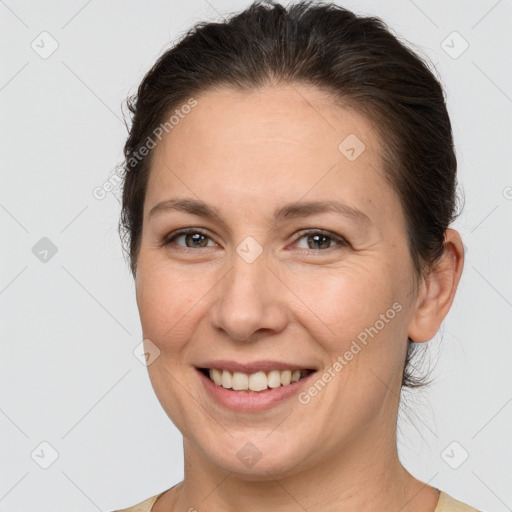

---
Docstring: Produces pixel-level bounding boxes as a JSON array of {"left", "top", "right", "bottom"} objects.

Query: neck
[{"left": 166, "top": 422, "right": 438, "bottom": 512}]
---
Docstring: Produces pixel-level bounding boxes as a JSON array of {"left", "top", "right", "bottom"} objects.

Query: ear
[{"left": 408, "top": 228, "right": 465, "bottom": 343}]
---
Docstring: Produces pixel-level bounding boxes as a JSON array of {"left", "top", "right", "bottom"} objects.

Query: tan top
[{"left": 113, "top": 488, "right": 481, "bottom": 511}]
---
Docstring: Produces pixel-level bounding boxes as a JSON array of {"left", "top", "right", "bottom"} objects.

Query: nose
[{"left": 209, "top": 246, "right": 288, "bottom": 342}]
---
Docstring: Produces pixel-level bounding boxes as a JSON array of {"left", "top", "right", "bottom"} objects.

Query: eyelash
[{"left": 162, "top": 228, "right": 349, "bottom": 254}]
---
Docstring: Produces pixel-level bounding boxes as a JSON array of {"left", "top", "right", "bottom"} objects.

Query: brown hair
[{"left": 118, "top": 0, "right": 462, "bottom": 388}]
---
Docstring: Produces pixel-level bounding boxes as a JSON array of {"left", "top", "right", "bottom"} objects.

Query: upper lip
[{"left": 196, "top": 360, "right": 317, "bottom": 374}]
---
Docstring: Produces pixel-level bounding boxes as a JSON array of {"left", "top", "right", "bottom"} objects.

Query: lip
[
  {"left": 195, "top": 365, "right": 317, "bottom": 412},
  {"left": 196, "top": 360, "right": 317, "bottom": 374}
]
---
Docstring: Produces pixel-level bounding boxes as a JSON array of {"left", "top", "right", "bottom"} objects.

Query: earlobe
[{"left": 407, "top": 229, "right": 465, "bottom": 343}]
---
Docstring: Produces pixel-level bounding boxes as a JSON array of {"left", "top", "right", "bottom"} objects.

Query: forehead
[
  {"left": 145, "top": 84, "right": 398, "bottom": 225},
  {"left": 155, "top": 83, "right": 381, "bottom": 161}
]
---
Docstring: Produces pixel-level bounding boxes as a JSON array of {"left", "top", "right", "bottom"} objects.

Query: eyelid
[
  {"left": 163, "top": 227, "right": 218, "bottom": 247},
  {"left": 292, "top": 228, "right": 347, "bottom": 243},
  {"left": 163, "top": 227, "right": 348, "bottom": 251},
  {"left": 290, "top": 228, "right": 349, "bottom": 251}
]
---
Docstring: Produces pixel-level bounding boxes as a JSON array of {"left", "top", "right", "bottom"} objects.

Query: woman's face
[{"left": 135, "top": 84, "right": 420, "bottom": 478}]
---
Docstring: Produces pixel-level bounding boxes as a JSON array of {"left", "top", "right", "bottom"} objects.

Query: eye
[
  {"left": 164, "top": 228, "right": 217, "bottom": 249},
  {"left": 293, "top": 229, "right": 348, "bottom": 251},
  {"left": 162, "top": 228, "right": 348, "bottom": 252}
]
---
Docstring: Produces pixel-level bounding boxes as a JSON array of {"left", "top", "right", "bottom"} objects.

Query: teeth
[
  {"left": 207, "top": 368, "right": 309, "bottom": 392},
  {"left": 211, "top": 368, "right": 222, "bottom": 386},
  {"left": 232, "top": 371, "right": 249, "bottom": 390},
  {"left": 267, "top": 370, "right": 281, "bottom": 388},
  {"left": 281, "top": 370, "right": 291, "bottom": 385},
  {"left": 249, "top": 371, "right": 268, "bottom": 392},
  {"left": 220, "top": 370, "right": 232, "bottom": 389}
]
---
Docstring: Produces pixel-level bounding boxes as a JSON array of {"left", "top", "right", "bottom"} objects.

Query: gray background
[{"left": 0, "top": 1, "right": 511, "bottom": 511}]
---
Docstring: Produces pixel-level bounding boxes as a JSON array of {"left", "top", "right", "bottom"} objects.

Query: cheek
[
  {"left": 136, "top": 266, "right": 206, "bottom": 428},
  {"left": 290, "top": 260, "right": 409, "bottom": 402},
  {"left": 292, "top": 261, "right": 402, "bottom": 341},
  {"left": 136, "top": 264, "right": 202, "bottom": 345}
]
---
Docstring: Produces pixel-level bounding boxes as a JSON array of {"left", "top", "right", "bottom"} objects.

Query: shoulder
[
  {"left": 110, "top": 490, "right": 166, "bottom": 512},
  {"left": 436, "top": 491, "right": 482, "bottom": 512},
  {"left": 111, "top": 488, "right": 481, "bottom": 512}
]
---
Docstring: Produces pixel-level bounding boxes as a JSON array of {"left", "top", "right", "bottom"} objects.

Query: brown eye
[
  {"left": 294, "top": 230, "right": 348, "bottom": 251},
  {"left": 306, "top": 233, "right": 332, "bottom": 250},
  {"left": 165, "top": 229, "right": 217, "bottom": 249}
]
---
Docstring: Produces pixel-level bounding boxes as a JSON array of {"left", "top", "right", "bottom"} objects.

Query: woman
[{"left": 114, "top": 1, "right": 479, "bottom": 510}]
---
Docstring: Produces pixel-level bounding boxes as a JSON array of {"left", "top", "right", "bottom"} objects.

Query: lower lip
[{"left": 196, "top": 369, "right": 316, "bottom": 412}]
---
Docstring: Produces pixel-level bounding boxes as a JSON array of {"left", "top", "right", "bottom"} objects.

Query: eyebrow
[{"left": 148, "top": 197, "right": 371, "bottom": 226}]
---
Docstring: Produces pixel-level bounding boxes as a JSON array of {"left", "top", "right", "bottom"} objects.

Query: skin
[{"left": 134, "top": 83, "right": 464, "bottom": 512}]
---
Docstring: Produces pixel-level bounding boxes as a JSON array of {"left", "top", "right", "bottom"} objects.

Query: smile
[
  {"left": 199, "top": 368, "right": 314, "bottom": 392},
  {"left": 195, "top": 363, "right": 318, "bottom": 412}
]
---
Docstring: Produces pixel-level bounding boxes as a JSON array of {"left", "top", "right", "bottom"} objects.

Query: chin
[{"left": 197, "top": 433, "right": 315, "bottom": 480}]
